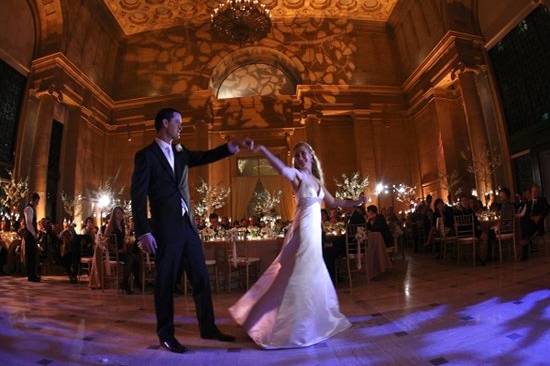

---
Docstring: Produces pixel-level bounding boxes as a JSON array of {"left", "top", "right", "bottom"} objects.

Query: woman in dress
[
  {"left": 229, "top": 141, "right": 364, "bottom": 349},
  {"left": 104, "top": 206, "right": 140, "bottom": 293}
]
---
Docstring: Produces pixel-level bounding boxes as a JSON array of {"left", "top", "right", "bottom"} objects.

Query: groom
[{"left": 131, "top": 108, "right": 249, "bottom": 353}]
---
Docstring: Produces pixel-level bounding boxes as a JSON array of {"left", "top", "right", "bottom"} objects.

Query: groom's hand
[
  {"left": 138, "top": 233, "right": 157, "bottom": 254},
  {"left": 227, "top": 139, "right": 240, "bottom": 154}
]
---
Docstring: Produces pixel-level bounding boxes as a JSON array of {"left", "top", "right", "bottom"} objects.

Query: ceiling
[{"left": 103, "top": 0, "right": 398, "bottom": 36}]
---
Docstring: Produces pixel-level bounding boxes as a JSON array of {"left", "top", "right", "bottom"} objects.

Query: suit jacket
[
  {"left": 367, "top": 214, "right": 393, "bottom": 247},
  {"left": 527, "top": 196, "right": 549, "bottom": 233},
  {"left": 131, "top": 142, "right": 233, "bottom": 240}
]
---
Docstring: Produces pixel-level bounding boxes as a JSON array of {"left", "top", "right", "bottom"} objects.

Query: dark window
[
  {"left": 0, "top": 59, "right": 26, "bottom": 178},
  {"left": 489, "top": 6, "right": 550, "bottom": 137},
  {"left": 513, "top": 154, "right": 534, "bottom": 193},
  {"left": 46, "top": 121, "right": 63, "bottom": 222}
]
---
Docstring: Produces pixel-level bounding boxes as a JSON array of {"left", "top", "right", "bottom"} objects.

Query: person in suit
[
  {"left": 520, "top": 184, "right": 549, "bottom": 260},
  {"left": 23, "top": 193, "right": 40, "bottom": 282},
  {"left": 131, "top": 107, "right": 251, "bottom": 353},
  {"left": 366, "top": 205, "right": 393, "bottom": 247}
]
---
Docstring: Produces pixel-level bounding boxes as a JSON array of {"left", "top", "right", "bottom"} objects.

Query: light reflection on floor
[{"left": 1, "top": 252, "right": 549, "bottom": 366}]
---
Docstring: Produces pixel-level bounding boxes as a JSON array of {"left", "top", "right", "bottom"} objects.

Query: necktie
[{"left": 165, "top": 146, "right": 174, "bottom": 172}]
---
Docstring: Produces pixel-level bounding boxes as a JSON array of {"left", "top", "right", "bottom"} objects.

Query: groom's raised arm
[
  {"left": 185, "top": 143, "right": 235, "bottom": 168},
  {"left": 131, "top": 149, "right": 152, "bottom": 237}
]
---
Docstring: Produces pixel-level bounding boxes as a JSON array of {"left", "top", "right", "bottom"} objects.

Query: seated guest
[
  {"left": 348, "top": 205, "right": 366, "bottom": 225},
  {"left": 497, "top": 188, "right": 516, "bottom": 220},
  {"left": 37, "top": 217, "right": 60, "bottom": 273},
  {"left": 220, "top": 216, "right": 231, "bottom": 229},
  {"left": 104, "top": 206, "right": 140, "bottom": 293},
  {"left": 455, "top": 195, "right": 484, "bottom": 236},
  {"left": 366, "top": 205, "right": 393, "bottom": 247},
  {"left": 434, "top": 198, "right": 455, "bottom": 233},
  {"left": 59, "top": 221, "right": 77, "bottom": 282},
  {"left": 69, "top": 217, "right": 96, "bottom": 283},
  {"left": 425, "top": 198, "right": 455, "bottom": 249},
  {"left": 519, "top": 184, "right": 549, "bottom": 260},
  {"left": 209, "top": 213, "right": 220, "bottom": 230},
  {"left": 321, "top": 209, "right": 346, "bottom": 283}
]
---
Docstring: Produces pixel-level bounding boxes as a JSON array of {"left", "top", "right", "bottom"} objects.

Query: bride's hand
[{"left": 241, "top": 137, "right": 255, "bottom": 150}]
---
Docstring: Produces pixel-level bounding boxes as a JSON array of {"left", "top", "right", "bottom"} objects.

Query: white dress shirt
[
  {"left": 24, "top": 205, "right": 37, "bottom": 238},
  {"left": 155, "top": 138, "right": 188, "bottom": 217}
]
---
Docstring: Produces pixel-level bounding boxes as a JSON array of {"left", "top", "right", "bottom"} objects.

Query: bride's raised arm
[
  {"left": 323, "top": 186, "right": 364, "bottom": 209},
  {"left": 255, "top": 145, "right": 300, "bottom": 186}
]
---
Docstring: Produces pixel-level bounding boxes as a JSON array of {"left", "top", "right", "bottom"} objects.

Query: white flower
[{"left": 175, "top": 143, "right": 183, "bottom": 152}]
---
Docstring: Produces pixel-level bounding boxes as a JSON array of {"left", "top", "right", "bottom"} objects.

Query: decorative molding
[
  {"left": 102, "top": 0, "right": 398, "bottom": 35},
  {"left": 0, "top": 47, "right": 30, "bottom": 76}
]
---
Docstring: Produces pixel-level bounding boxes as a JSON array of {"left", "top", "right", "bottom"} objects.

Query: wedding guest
[
  {"left": 348, "top": 205, "right": 366, "bottom": 225},
  {"left": 220, "top": 216, "right": 231, "bottom": 229},
  {"left": 23, "top": 193, "right": 40, "bottom": 282},
  {"left": 425, "top": 198, "right": 455, "bottom": 249},
  {"left": 519, "top": 184, "right": 549, "bottom": 260},
  {"left": 497, "top": 188, "right": 516, "bottom": 220},
  {"left": 366, "top": 205, "right": 393, "bottom": 247},
  {"left": 88, "top": 215, "right": 108, "bottom": 289},
  {"left": 37, "top": 217, "right": 60, "bottom": 274},
  {"left": 59, "top": 221, "right": 77, "bottom": 282},
  {"left": 322, "top": 209, "right": 345, "bottom": 283},
  {"left": 104, "top": 206, "right": 140, "bottom": 293}
]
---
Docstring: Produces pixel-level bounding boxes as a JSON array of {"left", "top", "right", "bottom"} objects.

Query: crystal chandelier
[{"left": 211, "top": 0, "right": 272, "bottom": 44}]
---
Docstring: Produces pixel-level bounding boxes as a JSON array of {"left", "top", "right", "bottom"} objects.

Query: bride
[{"left": 229, "top": 141, "right": 364, "bottom": 349}]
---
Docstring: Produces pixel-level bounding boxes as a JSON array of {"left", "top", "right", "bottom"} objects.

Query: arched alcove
[
  {"left": 209, "top": 46, "right": 304, "bottom": 98},
  {"left": 217, "top": 63, "right": 297, "bottom": 99}
]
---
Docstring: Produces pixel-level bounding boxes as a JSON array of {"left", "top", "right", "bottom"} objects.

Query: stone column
[
  {"left": 29, "top": 93, "right": 56, "bottom": 219},
  {"left": 352, "top": 115, "right": 378, "bottom": 200},
  {"left": 455, "top": 69, "right": 492, "bottom": 198},
  {"left": 304, "top": 114, "right": 322, "bottom": 158},
  {"left": 70, "top": 106, "right": 92, "bottom": 225}
]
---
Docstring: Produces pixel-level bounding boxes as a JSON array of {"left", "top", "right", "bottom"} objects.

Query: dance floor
[{"left": 1, "top": 249, "right": 550, "bottom": 366}]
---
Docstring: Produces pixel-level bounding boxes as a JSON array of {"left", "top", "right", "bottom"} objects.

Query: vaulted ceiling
[{"left": 103, "top": 0, "right": 398, "bottom": 35}]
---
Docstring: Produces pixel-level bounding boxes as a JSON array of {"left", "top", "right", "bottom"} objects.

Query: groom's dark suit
[{"left": 131, "top": 141, "right": 233, "bottom": 341}]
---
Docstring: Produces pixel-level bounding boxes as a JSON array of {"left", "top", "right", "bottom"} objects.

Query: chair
[
  {"left": 183, "top": 257, "right": 220, "bottom": 296},
  {"left": 434, "top": 218, "right": 456, "bottom": 261},
  {"left": 77, "top": 235, "right": 94, "bottom": 281},
  {"left": 339, "top": 223, "right": 368, "bottom": 289},
  {"left": 103, "top": 234, "right": 124, "bottom": 290},
  {"left": 223, "top": 238, "right": 260, "bottom": 291},
  {"left": 141, "top": 251, "right": 156, "bottom": 294},
  {"left": 495, "top": 217, "right": 516, "bottom": 263},
  {"left": 454, "top": 214, "right": 479, "bottom": 266}
]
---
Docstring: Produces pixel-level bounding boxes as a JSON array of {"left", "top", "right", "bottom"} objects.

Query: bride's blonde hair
[{"left": 292, "top": 142, "right": 325, "bottom": 185}]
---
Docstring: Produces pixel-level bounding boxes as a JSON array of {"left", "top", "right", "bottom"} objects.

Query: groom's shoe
[
  {"left": 201, "top": 330, "right": 236, "bottom": 342},
  {"left": 160, "top": 338, "right": 188, "bottom": 353}
]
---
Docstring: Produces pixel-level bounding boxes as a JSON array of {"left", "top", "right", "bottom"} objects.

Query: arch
[
  {"left": 0, "top": 0, "right": 38, "bottom": 72},
  {"left": 33, "top": 0, "right": 64, "bottom": 55},
  {"left": 209, "top": 46, "right": 304, "bottom": 95}
]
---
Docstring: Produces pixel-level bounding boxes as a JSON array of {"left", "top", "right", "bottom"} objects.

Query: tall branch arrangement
[
  {"left": 393, "top": 184, "right": 417, "bottom": 205},
  {"left": 439, "top": 170, "right": 464, "bottom": 201},
  {"left": 253, "top": 189, "right": 282, "bottom": 217},
  {"left": 193, "top": 179, "right": 231, "bottom": 220},
  {"left": 334, "top": 172, "right": 369, "bottom": 200},
  {"left": 60, "top": 192, "right": 84, "bottom": 220},
  {"left": 0, "top": 170, "right": 30, "bottom": 221},
  {"left": 461, "top": 147, "right": 502, "bottom": 199}
]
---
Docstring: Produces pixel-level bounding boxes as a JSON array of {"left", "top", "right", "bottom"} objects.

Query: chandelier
[{"left": 211, "top": 0, "right": 272, "bottom": 44}]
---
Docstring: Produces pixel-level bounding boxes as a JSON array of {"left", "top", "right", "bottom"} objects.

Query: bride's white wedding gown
[{"left": 229, "top": 171, "right": 351, "bottom": 349}]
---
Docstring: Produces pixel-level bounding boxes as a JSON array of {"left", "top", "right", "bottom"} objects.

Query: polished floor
[{"left": 1, "top": 247, "right": 550, "bottom": 366}]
